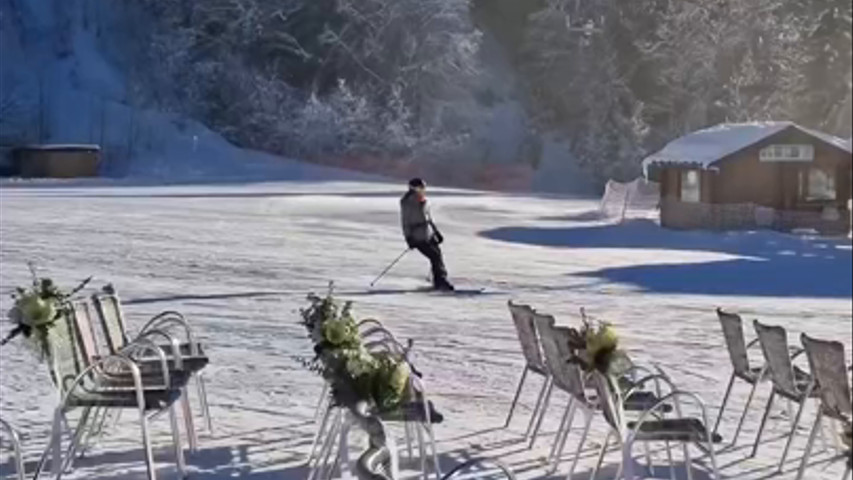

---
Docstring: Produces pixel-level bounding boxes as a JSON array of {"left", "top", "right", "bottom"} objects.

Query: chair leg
[
  {"left": 2, "top": 419, "right": 25, "bottom": 480},
  {"left": 843, "top": 461, "right": 851, "bottom": 480},
  {"left": 529, "top": 380, "right": 555, "bottom": 449},
  {"left": 338, "top": 413, "right": 353, "bottom": 480},
  {"left": 196, "top": 372, "right": 213, "bottom": 433},
  {"left": 416, "top": 423, "right": 427, "bottom": 480},
  {"left": 751, "top": 390, "right": 775, "bottom": 458},
  {"left": 76, "top": 406, "right": 106, "bottom": 459},
  {"left": 139, "top": 409, "right": 157, "bottom": 480},
  {"left": 308, "top": 405, "right": 333, "bottom": 466},
  {"left": 60, "top": 407, "right": 93, "bottom": 474},
  {"left": 795, "top": 410, "right": 822, "bottom": 480},
  {"left": 779, "top": 398, "right": 809, "bottom": 471},
  {"left": 590, "top": 429, "right": 613, "bottom": 480},
  {"left": 181, "top": 387, "right": 198, "bottom": 453},
  {"left": 706, "top": 428, "right": 721, "bottom": 480},
  {"left": 684, "top": 441, "right": 694, "bottom": 480},
  {"left": 731, "top": 378, "right": 759, "bottom": 447},
  {"left": 314, "top": 382, "right": 329, "bottom": 424},
  {"left": 310, "top": 411, "right": 341, "bottom": 480},
  {"left": 505, "top": 368, "right": 529, "bottom": 428},
  {"left": 666, "top": 441, "right": 675, "bottom": 480},
  {"left": 567, "top": 409, "right": 593, "bottom": 480},
  {"left": 320, "top": 415, "right": 343, "bottom": 480},
  {"left": 404, "top": 421, "right": 414, "bottom": 462},
  {"left": 548, "top": 399, "right": 576, "bottom": 468},
  {"left": 425, "top": 423, "right": 442, "bottom": 480},
  {"left": 525, "top": 376, "right": 550, "bottom": 438},
  {"left": 644, "top": 441, "right": 654, "bottom": 477},
  {"left": 713, "top": 373, "right": 736, "bottom": 435},
  {"left": 169, "top": 403, "right": 187, "bottom": 479}
]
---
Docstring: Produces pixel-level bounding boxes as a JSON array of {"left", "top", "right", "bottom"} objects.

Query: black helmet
[{"left": 408, "top": 178, "right": 426, "bottom": 189}]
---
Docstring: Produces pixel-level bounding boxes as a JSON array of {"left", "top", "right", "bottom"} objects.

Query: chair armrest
[
  {"left": 625, "top": 390, "right": 714, "bottom": 444},
  {"left": 61, "top": 354, "right": 145, "bottom": 404},
  {"left": 140, "top": 312, "right": 200, "bottom": 356},
  {"left": 134, "top": 328, "right": 184, "bottom": 370},
  {"left": 623, "top": 373, "right": 678, "bottom": 401},
  {"left": 357, "top": 318, "right": 384, "bottom": 331},
  {"left": 117, "top": 336, "right": 171, "bottom": 387}
]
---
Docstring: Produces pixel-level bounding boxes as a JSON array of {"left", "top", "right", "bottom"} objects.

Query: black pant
[{"left": 414, "top": 240, "right": 448, "bottom": 286}]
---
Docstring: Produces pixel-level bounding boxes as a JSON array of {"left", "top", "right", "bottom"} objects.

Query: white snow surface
[
  {"left": 642, "top": 122, "right": 853, "bottom": 172},
  {"left": 1, "top": 177, "right": 851, "bottom": 479}
]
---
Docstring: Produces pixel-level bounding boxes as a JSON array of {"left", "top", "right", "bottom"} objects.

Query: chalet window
[
  {"left": 760, "top": 144, "right": 815, "bottom": 162},
  {"left": 681, "top": 170, "right": 701, "bottom": 203},
  {"left": 798, "top": 168, "right": 836, "bottom": 202}
]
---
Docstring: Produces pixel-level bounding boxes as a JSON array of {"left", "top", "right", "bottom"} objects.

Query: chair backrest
[
  {"left": 801, "top": 333, "right": 852, "bottom": 421},
  {"left": 508, "top": 301, "right": 545, "bottom": 371},
  {"left": 70, "top": 300, "right": 102, "bottom": 366},
  {"left": 589, "top": 370, "right": 624, "bottom": 433},
  {"left": 47, "top": 304, "right": 86, "bottom": 394},
  {"left": 753, "top": 320, "right": 798, "bottom": 395},
  {"left": 534, "top": 313, "right": 585, "bottom": 399},
  {"left": 91, "top": 292, "right": 130, "bottom": 354},
  {"left": 717, "top": 309, "right": 751, "bottom": 375}
]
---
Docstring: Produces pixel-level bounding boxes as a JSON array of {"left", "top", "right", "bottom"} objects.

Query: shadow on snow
[{"left": 480, "top": 219, "right": 852, "bottom": 298}]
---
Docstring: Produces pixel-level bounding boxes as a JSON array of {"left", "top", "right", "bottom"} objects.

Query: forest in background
[{"left": 2, "top": 0, "right": 851, "bottom": 188}]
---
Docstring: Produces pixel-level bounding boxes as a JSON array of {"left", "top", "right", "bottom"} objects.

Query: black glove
[
  {"left": 433, "top": 230, "right": 444, "bottom": 245},
  {"left": 405, "top": 237, "right": 416, "bottom": 249}
]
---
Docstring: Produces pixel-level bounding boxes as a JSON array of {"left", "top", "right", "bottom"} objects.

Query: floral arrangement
[
  {"left": 1, "top": 264, "right": 92, "bottom": 360},
  {"left": 565, "top": 309, "right": 631, "bottom": 375},
  {"left": 299, "top": 284, "right": 410, "bottom": 413}
]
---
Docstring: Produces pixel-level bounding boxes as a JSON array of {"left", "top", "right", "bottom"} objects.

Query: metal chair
[
  {"left": 752, "top": 320, "right": 820, "bottom": 470},
  {"left": 713, "top": 308, "right": 768, "bottom": 446},
  {"left": 535, "top": 312, "right": 677, "bottom": 479},
  {"left": 308, "top": 321, "right": 418, "bottom": 468},
  {"left": 32, "top": 301, "right": 189, "bottom": 480},
  {"left": 505, "top": 301, "right": 551, "bottom": 439},
  {"left": 90, "top": 290, "right": 212, "bottom": 436},
  {"left": 590, "top": 371, "right": 721, "bottom": 480},
  {"left": 0, "top": 416, "right": 26, "bottom": 480},
  {"left": 796, "top": 334, "right": 852, "bottom": 480},
  {"left": 310, "top": 332, "right": 442, "bottom": 480},
  {"left": 533, "top": 313, "right": 598, "bottom": 478}
]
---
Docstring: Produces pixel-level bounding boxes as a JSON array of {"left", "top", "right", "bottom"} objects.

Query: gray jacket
[{"left": 400, "top": 190, "right": 434, "bottom": 243}]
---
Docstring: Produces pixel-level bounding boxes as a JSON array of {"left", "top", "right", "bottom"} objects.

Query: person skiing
[{"left": 400, "top": 178, "right": 454, "bottom": 291}]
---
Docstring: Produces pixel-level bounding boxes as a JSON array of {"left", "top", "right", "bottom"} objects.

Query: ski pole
[{"left": 370, "top": 248, "right": 411, "bottom": 287}]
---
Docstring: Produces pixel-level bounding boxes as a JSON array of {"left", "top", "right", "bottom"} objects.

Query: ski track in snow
[{"left": 0, "top": 180, "right": 850, "bottom": 479}]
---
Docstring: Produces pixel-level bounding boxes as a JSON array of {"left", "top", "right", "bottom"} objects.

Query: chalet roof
[{"left": 642, "top": 122, "right": 852, "bottom": 172}]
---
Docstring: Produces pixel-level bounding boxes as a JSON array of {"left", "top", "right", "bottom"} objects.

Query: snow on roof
[{"left": 642, "top": 122, "right": 852, "bottom": 171}]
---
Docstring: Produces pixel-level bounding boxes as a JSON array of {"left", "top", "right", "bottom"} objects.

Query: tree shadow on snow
[{"left": 481, "top": 219, "right": 852, "bottom": 298}]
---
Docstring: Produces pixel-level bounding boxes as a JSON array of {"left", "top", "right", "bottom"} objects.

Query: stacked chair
[
  {"left": 714, "top": 309, "right": 852, "bottom": 479},
  {"left": 28, "top": 288, "right": 210, "bottom": 480},
  {"left": 506, "top": 301, "right": 721, "bottom": 480},
  {"left": 307, "top": 319, "right": 442, "bottom": 480}
]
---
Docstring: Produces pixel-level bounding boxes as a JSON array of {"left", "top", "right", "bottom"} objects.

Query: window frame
[
  {"left": 798, "top": 167, "right": 837, "bottom": 203},
  {"left": 680, "top": 169, "right": 702, "bottom": 203},
  {"left": 759, "top": 144, "right": 815, "bottom": 162}
]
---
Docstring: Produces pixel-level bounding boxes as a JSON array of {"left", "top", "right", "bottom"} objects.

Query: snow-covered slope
[
  {"left": 1, "top": 180, "right": 849, "bottom": 479},
  {"left": 1, "top": 0, "right": 383, "bottom": 183}
]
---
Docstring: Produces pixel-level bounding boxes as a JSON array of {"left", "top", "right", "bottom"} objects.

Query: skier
[{"left": 400, "top": 178, "right": 454, "bottom": 291}]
